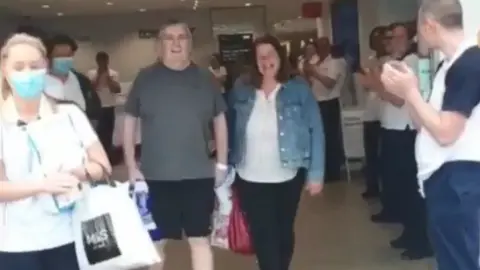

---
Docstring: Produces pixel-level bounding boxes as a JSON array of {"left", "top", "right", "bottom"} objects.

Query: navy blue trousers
[
  {"left": 425, "top": 161, "right": 480, "bottom": 270},
  {"left": 363, "top": 121, "right": 381, "bottom": 194},
  {"left": 379, "top": 128, "right": 418, "bottom": 220},
  {"left": 0, "top": 243, "right": 79, "bottom": 270}
]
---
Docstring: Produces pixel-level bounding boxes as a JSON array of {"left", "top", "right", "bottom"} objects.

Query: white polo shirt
[
  {"left": 87, "top": 68, "right": 119, "bottom": 108},
  {"left": 380, "top": 54, "right": 418, "bottom": 130},
  {"left": 237, "top": 85, "right": 297, "bottom": 183},
  {"left": 45, "top": 71, "right": 86, "bottom": 111},
  {"left": 415, "top": 39, "right": 480, "bottom": 195},
  {"left": 362, "top": 55, "right": 384, "bottom": 122},
  {"left": 308, "top": 55, "right": 347, "bottom": 102},
  {"left": 0, "top": 96, "right": 98, "bottom": 252}
]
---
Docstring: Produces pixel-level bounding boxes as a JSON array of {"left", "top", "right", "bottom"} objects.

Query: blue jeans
[{"left": 0, "top": 243, "right": 79, "bottom": 270}]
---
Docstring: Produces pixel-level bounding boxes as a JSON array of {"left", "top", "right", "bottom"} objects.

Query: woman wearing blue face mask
[
  {"left": 0, "top": 33, "right": 112, "bottom": 270},
  {"left": 44, "top": 34, "right": 86, "bottom": 111}
]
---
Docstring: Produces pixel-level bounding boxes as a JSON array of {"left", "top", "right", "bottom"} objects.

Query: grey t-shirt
[{"left": 124, "top": 62, "right": 227, "bottom": 181}]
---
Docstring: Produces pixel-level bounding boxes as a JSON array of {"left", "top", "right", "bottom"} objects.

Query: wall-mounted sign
[{"left": 218, "top": 34, "right": 253, "bottom": 64}]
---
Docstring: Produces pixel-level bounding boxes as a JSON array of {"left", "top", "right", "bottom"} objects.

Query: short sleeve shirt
[
  {"left": 44, "top": 72, "right": 86, "bottom": 111},
  {"left": 0, "top": 96, "right": 98, "bottom": 252},
  {"left": 310, "top": 55, "right": 346, "bottom": 101},
  {"left": 124, "top": 62, "right": 227, "bottom": 181}
]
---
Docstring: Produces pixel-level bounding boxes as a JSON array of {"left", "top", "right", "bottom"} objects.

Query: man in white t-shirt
[
  {"left": 301, "top": 37, "right": 347, "bottom": 182},
  {"left": 381, "top": 0, "right": 480, "bottom": 268},
  {"left": 356, "top": 26, "right": 388, "bottom": 199},
  {"left": 208, "top": 54, "right": 227, "bottom": 94},
  {"left": 365, "top": 23, "right": 432, "bottom": 259},
  {"left": 87, "top": 51, "right": 120, "bottom": 161},
  {"left": 44, "top": 34, "right": 86, "bottom": 111}
]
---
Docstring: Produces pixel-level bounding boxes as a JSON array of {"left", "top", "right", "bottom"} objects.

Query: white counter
[{"left": 341, "top": 107, "right": 365, "bottom": 159}]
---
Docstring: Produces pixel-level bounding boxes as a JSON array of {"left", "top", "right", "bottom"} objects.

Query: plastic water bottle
[{"left": 134, "top": 181, "right": 149, "bottom": 217}]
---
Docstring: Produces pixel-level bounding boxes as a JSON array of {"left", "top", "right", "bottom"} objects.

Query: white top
[
  {"left": 208, "top": 66, "right": 227, "bottom": 93},
  {"left": 416, "top": 38, "right": 480, "bottom": 194},
  {"left": 362, "top": 55, "right": 383, "bottom": 122},
  {"left": 0, "top": 96, "right": 98, "bottom": 252},
  {"left": 380, "top": 54, "right": 418, "bottom": 130},
  {"left": 45, "top": 72, "right": 86, "bottom": 111},
  {"left": 363, "top": 92, "right": 381, "bottom": 122},
  {"left": 237, "top": 85, "right": 297, "bottom": 183},
  {"left": 310, "top": 55, "right": 347, "bottom": 102},
  {"left": 87, "top": 68, "right": 119, "bottom": 108}
]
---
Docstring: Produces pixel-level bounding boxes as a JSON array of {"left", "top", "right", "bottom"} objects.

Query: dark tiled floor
[{"left": 113, "top": 166, "right": 435, "bottom": 270}]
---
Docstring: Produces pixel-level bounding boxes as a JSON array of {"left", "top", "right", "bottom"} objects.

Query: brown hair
[{"left": 248, "top": 34, "right": 291, "bottom": 89}]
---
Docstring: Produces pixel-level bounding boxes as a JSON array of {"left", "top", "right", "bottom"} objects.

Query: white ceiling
[{"left": 0, "top": 0, "right": 272, "bottom": 17}]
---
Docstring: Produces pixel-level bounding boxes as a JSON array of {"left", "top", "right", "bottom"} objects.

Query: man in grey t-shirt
[{"left": 123, "top": 20, "right": 228, "bottom": 270}]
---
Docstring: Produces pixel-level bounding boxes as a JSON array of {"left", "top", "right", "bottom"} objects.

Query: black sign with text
[{"left": 218, "top": 34, "right": 253, "bottom": 64}]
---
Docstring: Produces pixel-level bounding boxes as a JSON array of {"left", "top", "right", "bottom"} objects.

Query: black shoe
[
  {"left": 390, "top": 235, "right": 410, "bottom": 249},
  {"left": 400, "top": 248, "right": 434, "bottom": 260},
  {"left": 362, "top": 191, "right": 380, "bottom": 199},
  {"left": 371, "top": 213, "right": 400, "bottom": 223}
]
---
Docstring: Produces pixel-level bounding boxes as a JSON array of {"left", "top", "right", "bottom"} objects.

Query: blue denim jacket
[{"left": 227, "top": 76, "right": 325, "bottom": 183}]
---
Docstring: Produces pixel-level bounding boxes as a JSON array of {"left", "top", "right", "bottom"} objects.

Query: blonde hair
[{"left": 0, "top": 33, "right": 47, "bottom": 101}]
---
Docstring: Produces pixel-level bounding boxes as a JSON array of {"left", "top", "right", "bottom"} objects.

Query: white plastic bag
[
  {"left": 73, "top": 182, "right": 161, "bottom": 269},
  {"left": 211, "top": 167, "right": 236, "bottom": 249}
]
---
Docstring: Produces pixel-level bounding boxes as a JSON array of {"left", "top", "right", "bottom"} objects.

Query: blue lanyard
[{"left": 26, "top": 131, "right": 41, "bottom": 173}]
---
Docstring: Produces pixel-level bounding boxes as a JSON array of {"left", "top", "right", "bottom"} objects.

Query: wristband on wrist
[{"left": 215, "top": 163, "right": 228, "bottom": 171}]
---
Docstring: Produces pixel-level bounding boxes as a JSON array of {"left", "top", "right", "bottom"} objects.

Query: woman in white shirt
[
  {"left": 0, "top": 34, "right": 111, "bottom": 270},
  {"left": 229, "top": 35, "right": 324, "bottom": 270}
]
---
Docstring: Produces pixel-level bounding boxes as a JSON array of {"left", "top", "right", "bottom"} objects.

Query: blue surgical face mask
[
  {"left": 8, "top": 69, "right": 47, "bottom": 99},
  {"left": 52, "top": 57, "right": 74, "bottom": 75}
]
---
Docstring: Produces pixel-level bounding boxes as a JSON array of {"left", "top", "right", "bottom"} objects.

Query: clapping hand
[
  {"left": 357, "top": 67, "right": 384, "bottom": 92},
  {"left": 380, "top": 61, "right": 419, "bottom": 99}
]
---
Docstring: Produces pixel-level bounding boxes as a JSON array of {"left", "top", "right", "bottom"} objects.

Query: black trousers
[
  {"left": 380, "top": 128, "right": 429, "bottom": 247},
  {"left": 363, "top": 121, "right": 381, "bottom": 194},
  {"left": 379, "top": 128, "right": 415, "bottom": 219},
  {"left": 0, "top": 244, "right": 79, "bottom": 270},
  {"left": 318, "top": 99, "right": 344, "bottom": 182},
  {"left": 425, "top": 162, "right": 480, "bottom": 270},
  {"left": 236, "top": 171, "right": 305, "bottom": 270},
  {"left": 97, "top": 107, "right": 115, "bottom": 157}
]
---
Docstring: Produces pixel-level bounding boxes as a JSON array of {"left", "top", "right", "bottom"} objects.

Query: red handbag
[{"left": 227, "top": 190, "right": 254, "bottom": 255}]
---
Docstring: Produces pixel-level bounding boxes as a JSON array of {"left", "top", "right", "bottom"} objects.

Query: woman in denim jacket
[{"left": 228, "top": 35, "right": 325, "bottom": 270}]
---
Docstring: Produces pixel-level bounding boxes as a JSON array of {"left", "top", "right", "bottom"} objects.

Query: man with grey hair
[
  {"left": 123, "top": 20, "right": 228, "bottom": 270},
  {"left": 380, "top": 0, "right": 480, "bottom": 269}
]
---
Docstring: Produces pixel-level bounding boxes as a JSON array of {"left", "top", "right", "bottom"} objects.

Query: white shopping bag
[
  {"left": 211, "top": 167, "right": 236, "bottom": 249},
  {"left": 73, "top": 181, "right": 161, "bottom": 270}
]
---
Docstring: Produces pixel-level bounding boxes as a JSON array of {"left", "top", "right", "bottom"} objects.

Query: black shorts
[
  {"left": 0, "top": 244, "right": 79, "bottom": 270},
  {"left": 147, "top": 178, "right": 215, "bottom": 240}
]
